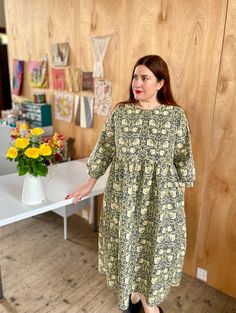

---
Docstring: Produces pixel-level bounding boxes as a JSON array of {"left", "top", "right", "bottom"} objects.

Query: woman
[{"left": 66, "top": 55, "right": 195, "bottom": 313}]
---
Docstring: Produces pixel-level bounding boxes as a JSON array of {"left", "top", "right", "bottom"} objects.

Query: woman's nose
[{"left": 134, "top": 78, "right": 142, "bottom": 87}]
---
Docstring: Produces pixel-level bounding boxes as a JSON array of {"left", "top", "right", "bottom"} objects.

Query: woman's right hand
[{"left": 65, "top": 176, "right": 97, "bottom": 205}]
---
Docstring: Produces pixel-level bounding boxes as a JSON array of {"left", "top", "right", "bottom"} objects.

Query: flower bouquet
[
  {"left": 6, "top": 127, "right": 64, "bottom": 205},
  {"left": 6, "top": 127, "right": 64, "bottom": 177}
]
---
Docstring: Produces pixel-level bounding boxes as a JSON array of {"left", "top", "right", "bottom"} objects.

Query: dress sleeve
[
  {"left": 87, "top": 111, "right": 116, "bottom": 179},
  {"left": 174, "top": 109, "right": 196, "bottom": 187}
]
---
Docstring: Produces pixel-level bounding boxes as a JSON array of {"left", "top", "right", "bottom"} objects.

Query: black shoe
[{"left": 123, "top": 294, "right": 143, "bottom": 313}]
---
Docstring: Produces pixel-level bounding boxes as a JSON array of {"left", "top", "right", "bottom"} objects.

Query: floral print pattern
[{"left": 87, "top": 103, "right": 195, "bottom": 310}]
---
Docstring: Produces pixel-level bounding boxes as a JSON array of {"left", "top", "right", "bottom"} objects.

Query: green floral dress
[{"left": 87, "top": 103, "right": 195, "bottom": 310}]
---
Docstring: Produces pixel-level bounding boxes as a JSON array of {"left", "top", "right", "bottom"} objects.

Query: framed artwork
[
  {"left": 51, "top": 42, "right": 69, "bottom": 67},
  {"left": 94, "top": 79, "right": 112, "bottom": 116},
  {"left": 67, "top": 68, "right": 80, "bottom": 92},
  {"left": 82, "top": 72, "right": 94, "bottom": 91},
  {"left": 52, "top": 68, "right": 65, "bottom": 90},
  {"left": 12, "top": 59, "right": 24, "bottom": 95},
  {"left": 75, "top": 96, "right": 94, "bottom": 128},
  {"left": 55, "top": 92, "right": 73, "bottom": 122},
  {"left": 74, "top": 95, "right": 80, "bottom": 120},
  {"left": 29, "top": 58, "right": 48, "bottom": 88}
]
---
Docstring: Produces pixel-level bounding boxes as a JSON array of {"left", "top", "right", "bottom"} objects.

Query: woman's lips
[{"left": 135, "top": 90, "right": 143, "bottom": 94}]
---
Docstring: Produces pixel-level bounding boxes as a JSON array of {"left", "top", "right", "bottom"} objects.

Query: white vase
[{"left": 22, "top": 173, "right": 45, "bottom": 205}]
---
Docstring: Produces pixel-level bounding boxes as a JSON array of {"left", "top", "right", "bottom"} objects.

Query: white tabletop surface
[{"left": 0, "top": 160, "right": 109, "bottom": 227}]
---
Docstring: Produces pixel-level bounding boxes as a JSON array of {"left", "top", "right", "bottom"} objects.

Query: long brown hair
[{"left": 117, "top": 55, "right": 178, "bottom": 107}]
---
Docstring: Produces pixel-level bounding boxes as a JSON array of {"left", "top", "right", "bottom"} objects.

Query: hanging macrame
[{"left": 90, "top": 34, "right": 112, "bottom": 78}]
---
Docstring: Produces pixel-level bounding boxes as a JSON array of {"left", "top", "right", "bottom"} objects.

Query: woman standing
[{"left": 66, "top": 55, "right": 195, "bottom": 313}]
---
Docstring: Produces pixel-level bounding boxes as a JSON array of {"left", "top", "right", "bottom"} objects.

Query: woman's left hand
[{"left": 65, "top": 176, "right": 97, "bottom": 205}]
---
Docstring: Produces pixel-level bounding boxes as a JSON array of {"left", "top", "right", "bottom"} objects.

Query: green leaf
[
  {"left": 17, "top": 164, "right": 28, "bottom": 176},
  {"left": 36, "top": 163, "right": 48, "bottom": 176}
]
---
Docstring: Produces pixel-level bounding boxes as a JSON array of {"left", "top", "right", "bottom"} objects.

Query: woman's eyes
[{"left": 132, "top": 75, "right": 149, "bottom": 81}]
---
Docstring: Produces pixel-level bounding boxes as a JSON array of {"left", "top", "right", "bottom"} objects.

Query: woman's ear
[{"left": 157, "top": 79, "right": 165, "bottom": 91}]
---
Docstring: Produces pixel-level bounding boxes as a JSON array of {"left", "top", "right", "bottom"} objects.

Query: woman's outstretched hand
[{"left": 65, "top": 176, "right": 97, "bottom": 205}]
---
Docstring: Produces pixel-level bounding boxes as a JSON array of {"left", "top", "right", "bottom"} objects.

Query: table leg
[
  {"left": 0, "top": 266, "right": 3, "bottom": 300},
  {"left": 64, "top": 215, "right": 68, "bottom": 240}
]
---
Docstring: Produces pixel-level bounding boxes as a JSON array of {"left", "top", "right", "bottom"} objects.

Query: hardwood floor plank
[
  {"left": 0, "top": 212, "right": 236, "bottom": 313},
  {"left": 45, "top": 272, "right": 107, "bottom": 313},
  {"left": 80, "top": 285, "right": 118, "bottom": 313},
  {"left": 162, "top": 273, "right": 229, "bottom": 313},
  {"left": 223, "top": 299, "right": 236, "bottom": 313}
]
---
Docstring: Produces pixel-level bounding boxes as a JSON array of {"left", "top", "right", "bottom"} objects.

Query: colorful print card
[
  {"left": 12, "top": 59, "right": 24, "bottom": 95},
  {"left": 55, "top": 92, "right": 73, "bottom": 122},
  {"left": 29, "top": 58, "right": 48, "bottom": 88},
  {"left": 67, "top": 68, "right": 80, "bottom": 92},
  {"left": 82, "top": 72, "right": 94, "bottom": 91},
  {"left": 94, "top": 79, "right": 112, "bottom": 116},
  {"left": 52, "top": 68, "right": 65, "bottom": 90},
  {"left": 75, "top": 96, "right": 94, "bottom": 128},
  {"left": 51, "top": 42, "right": 69, "bottom": 67}
]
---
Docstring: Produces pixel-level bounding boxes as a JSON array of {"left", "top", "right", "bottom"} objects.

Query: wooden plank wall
[
  {"left": 196, "top": 0, "right": 236, "bottom": 298},
  {"left": 3, "top": 0, "right": 236, "bottom": 299}
]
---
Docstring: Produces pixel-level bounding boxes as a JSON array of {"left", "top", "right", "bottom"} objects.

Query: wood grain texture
[
  {"left": 0, "top": 213, "right": 236, "bottom": 313},
  {"left": 196, "top": 0, "right": 236, "bottom": 298},
  {"left": 3, "top": 0, "right": 235, "bottom": 298},
  {"left": 75, "top": 0, "right": 229, "bottom": 280},
  {"left": 76, "top": 0, "right": 228, "bottom": 277}
]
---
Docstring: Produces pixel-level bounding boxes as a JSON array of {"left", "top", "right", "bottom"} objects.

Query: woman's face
[{"left": 132, "top": 65, "right": 164, "bottom": 103}]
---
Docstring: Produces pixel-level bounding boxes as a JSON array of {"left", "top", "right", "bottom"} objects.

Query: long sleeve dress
[{"left": 87, "top": 103, "right": 195, "bottom": 310}]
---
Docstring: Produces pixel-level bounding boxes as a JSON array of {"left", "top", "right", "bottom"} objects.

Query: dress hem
[{"left": 98, "top": 267, "right": 181, "bottom": 310}]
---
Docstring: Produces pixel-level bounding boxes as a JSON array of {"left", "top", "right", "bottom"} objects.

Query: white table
[{"left": 0, "top": 160, "right": 109, "bottom": 299}]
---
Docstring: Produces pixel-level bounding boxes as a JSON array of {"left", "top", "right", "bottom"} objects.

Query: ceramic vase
[{"left": 22, "top": 173, "right": 45, "bottom": 205}]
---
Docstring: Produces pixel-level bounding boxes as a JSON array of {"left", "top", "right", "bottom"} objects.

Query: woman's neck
[{"left": 137, "top": 100, "right": 161, "bottom": 110}]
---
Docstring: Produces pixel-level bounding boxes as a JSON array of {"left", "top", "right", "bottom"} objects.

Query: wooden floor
[{"left": 0, "top": 213, "right": 236, "bottom": 313}]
